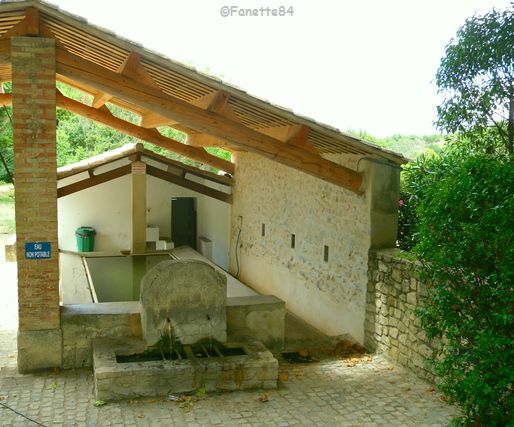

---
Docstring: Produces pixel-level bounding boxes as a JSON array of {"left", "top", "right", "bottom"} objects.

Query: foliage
[
  {"left": 0, "top": 183, "right": 15, "bottom": 233},
  {"left": 0, "top": 105, "right": 13, "bottom": 183},
  {"left": 348, "top": 129, "right": 445, "bottom": 159},
  {"left": 397, "top": 149, "right": 448, "bottom": 250},
  {"left": 415, "top": 153, "right": 514, "bottom": 425},
  {"left": 435, "top": 5, "right": 514, "bottom": 155}
]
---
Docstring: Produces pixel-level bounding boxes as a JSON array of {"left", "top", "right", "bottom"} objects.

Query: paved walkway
[{"left": 0, "top": 240, "right": 459, "bottom": 426}]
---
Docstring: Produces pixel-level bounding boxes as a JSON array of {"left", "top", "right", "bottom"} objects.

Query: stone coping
[
  {"left": 62, "top": 294, "right": 285, "bottom": 318},
  {"left": 93, "top": 337, "right": 278, "bottom": 400}
]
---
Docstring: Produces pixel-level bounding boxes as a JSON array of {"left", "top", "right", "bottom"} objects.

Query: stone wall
[
  {"left": 365, "top": 249, "right": 440, "bottom": 381},
  {"left": 230, "top": 152, "right": 370, "bottom": 342}
]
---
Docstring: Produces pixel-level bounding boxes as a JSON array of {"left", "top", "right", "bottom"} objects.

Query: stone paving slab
[{"left": 0, "top": 329, "right": 459, "bottom": 427}]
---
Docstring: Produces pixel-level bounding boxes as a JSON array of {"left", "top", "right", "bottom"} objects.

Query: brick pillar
[{"left": 12, "top": 37, "right": 62, "bottom": 372}]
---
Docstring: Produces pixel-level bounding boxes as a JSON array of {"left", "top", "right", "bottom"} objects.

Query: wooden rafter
[
  {"left": 92, "top": 91, "right": 112, "bottom": 109},
  {"left": 146, "top": 165, "right": 232, "bottom": 204},
  {"left": 57, "top": 164, "right": 131, "bottom": 198},
  {"left": 55, "top": 92, "right": 235, "bottom": 174},
  {"left": 0, "top": 81, "right": 234, "bottom": 174},
  {"left": 139, "top": 146, "right": 233, "bottom": 185},
  {"left": 259, "top": 124, "right": 318, "bottom": 154},
  {"left": 118, "top": 52, "right": 160, "bottom": 90},
  {"left": 0, "top": 7, "right": 39, "bottom": 39},
  {"left": 186, "top": 133, "right": 241, "bottom": 151},
  {"left": 55, "top": 48, "right": 363, "bottom": 192},
  {"left": 140, "top": 112, "right": 176, "bottom": 128}
]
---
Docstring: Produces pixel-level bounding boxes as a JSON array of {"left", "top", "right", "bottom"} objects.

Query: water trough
[{"left": 92, "top": 259, "right": 278, "bottom": 400}]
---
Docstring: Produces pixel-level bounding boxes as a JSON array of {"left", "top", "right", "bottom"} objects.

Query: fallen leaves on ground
[
  {"left": 258, "top": 392, "right": 270, "bottom": 403},
  {"left": 298, "top": 348, "right": 310, "bottom": 358},
  {"left": 278, "top": 372, "right": 289, "bottom": 382},
  {"left": 328, "top": 339, "right": 370, "bottom": 367},
  {"left": 127, "top": 399, "right": 140, "bottom": 405},
  {"left": 346, "top": 357, "right": 361, "bottom": 367},
  {"left": 137, "top": 411, "right": 145, "bottom": 418},
  {"left": 178, "top": 396, "right": 194, "bottom": 411},
  {"left": 93, "top": 400, "right": 107, "bottom": 407},
  {"left": 48, "top": 382, "right": 58, "bottom": 392},
  {"left": 330, "top": 339, "right": 368, "bottom": 359}
]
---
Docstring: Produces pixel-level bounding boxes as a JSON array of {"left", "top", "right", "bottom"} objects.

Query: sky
[{"left": 49, "top": 0, "right": 512, "bottom": 138}]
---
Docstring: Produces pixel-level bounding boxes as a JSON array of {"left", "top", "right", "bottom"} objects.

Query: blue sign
[{"left": 25, "top": 242, "right": 51, "bottom": 259}]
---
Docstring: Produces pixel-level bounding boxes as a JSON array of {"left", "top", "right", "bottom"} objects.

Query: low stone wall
[
  {"left": 227, "top": 295, "right": 285, "bottom": 351},
  {"left": 365, "top": 249, "right": 440, "bottom": 382},
  {"left": 61, "top": 302, "right": 142, "bottom": 369},
  {"left": 61, "top": 295, "right": 285, "bottom": 369}
]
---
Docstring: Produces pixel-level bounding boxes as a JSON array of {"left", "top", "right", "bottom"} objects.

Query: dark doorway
[{"left": 171, "top": 197, "right": 197, "bottom": 249}]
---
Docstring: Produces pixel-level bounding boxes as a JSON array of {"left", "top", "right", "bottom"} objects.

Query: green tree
[{"left": 435, "top": 6, "right": 514, "bottom": 155}]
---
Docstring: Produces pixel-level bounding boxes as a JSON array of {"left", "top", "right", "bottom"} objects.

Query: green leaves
[
  {"left": 436, "top": 5, "right": 514, "bottom": 155},
  {"left": 415, "top": 153, "right": 514, "bottom": 425}
]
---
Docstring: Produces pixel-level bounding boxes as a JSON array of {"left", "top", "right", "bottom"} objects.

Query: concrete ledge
[
  {"left": 61, "top": 302, "right": 142, "bottom": 369},
  {"left": 18, "top": 329, "right": 62, "bottom": 373},
  {"left": 227, "top": 295, "right": 285, "bottom": 351}
]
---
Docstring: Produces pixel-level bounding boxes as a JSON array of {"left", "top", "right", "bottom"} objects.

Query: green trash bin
[{"left": 75, "top": 226, "right": 96, "bottom": 252}]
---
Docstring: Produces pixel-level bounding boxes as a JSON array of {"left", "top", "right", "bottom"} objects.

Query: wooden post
[{"left": 131, "top": 161, "right": 147, "bottom": 254}]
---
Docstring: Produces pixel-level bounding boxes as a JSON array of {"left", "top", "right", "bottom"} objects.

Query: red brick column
[{"left": 12, "top": 37, "right": 61, "bottom": 371}]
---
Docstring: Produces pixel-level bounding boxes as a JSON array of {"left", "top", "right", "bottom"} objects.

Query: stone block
[
  {"left": 407, "top": 292, "right": 417, "bottom": 305},
  {"left": 18, "top": 329, "right": 62, "bottom": 372},
  {"left": 140, "top": 260, "right": 227, "bottom": 346},
  {"left": 61, "top": 302, "right": 142, "bottom": 369},
  {"left": 391, "top": 268, "right": 402, "bottom": 283},
  {"left": 226, "top": 295, "right": 285, "bottom": 351}
]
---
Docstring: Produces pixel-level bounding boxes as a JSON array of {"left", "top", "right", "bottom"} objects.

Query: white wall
[
  {"left": 58, "top": 170, "right": 231, "bottom": 269},
  {"left": 230, "top": 152, "right": 371, "bottom": 343}
]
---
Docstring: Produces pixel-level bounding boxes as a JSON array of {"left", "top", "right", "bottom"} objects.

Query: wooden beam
[
  {"left": 55, "top": 92, "right": 235, "bottom": 174},
  {"left": 190, "top": 90, "right": 239, "bottom": 121},
  {"left": 0, "top": 7, "right": 39, "bottom": 39},
  {"left": 119, "top": 52, "right": 161, "bottom": 90},
  {"left": 139, "top": 147, "right": 233, "bottom": 186},
  {"left": 55, "top": 48, "right": 362, "bottom": 192},
  {"left": 259, "top": 124, "right": 318, "bottom": 154},
  {"left": 92, "top": 92, "right": 112, "bottom": 109},
  {"left": 140, "top": 112, "right": 176, "bottom": 128},
  {"left": 146, "top": 165, "right": 232, "bottom": 204},
  {"left": 186, "top": 133, "right": 241, "bottom": 152},
  {"left": 58, "top": 164, "right": 131, "bottom": 198},
  {"left": 0, "top": 39, "right": 10, "bottom": 63}
]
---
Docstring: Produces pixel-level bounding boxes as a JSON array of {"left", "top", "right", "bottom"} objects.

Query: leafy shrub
[
  {"left": 397, "top": 151, "right": 449, "bottom": 251},
  {"left": 415, "top": 153, "right": 514, "bottom": 425}
]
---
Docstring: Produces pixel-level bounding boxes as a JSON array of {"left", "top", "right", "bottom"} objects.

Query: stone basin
[{"left": 93, "top": 337, "right": 278, "bottom": 400}]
